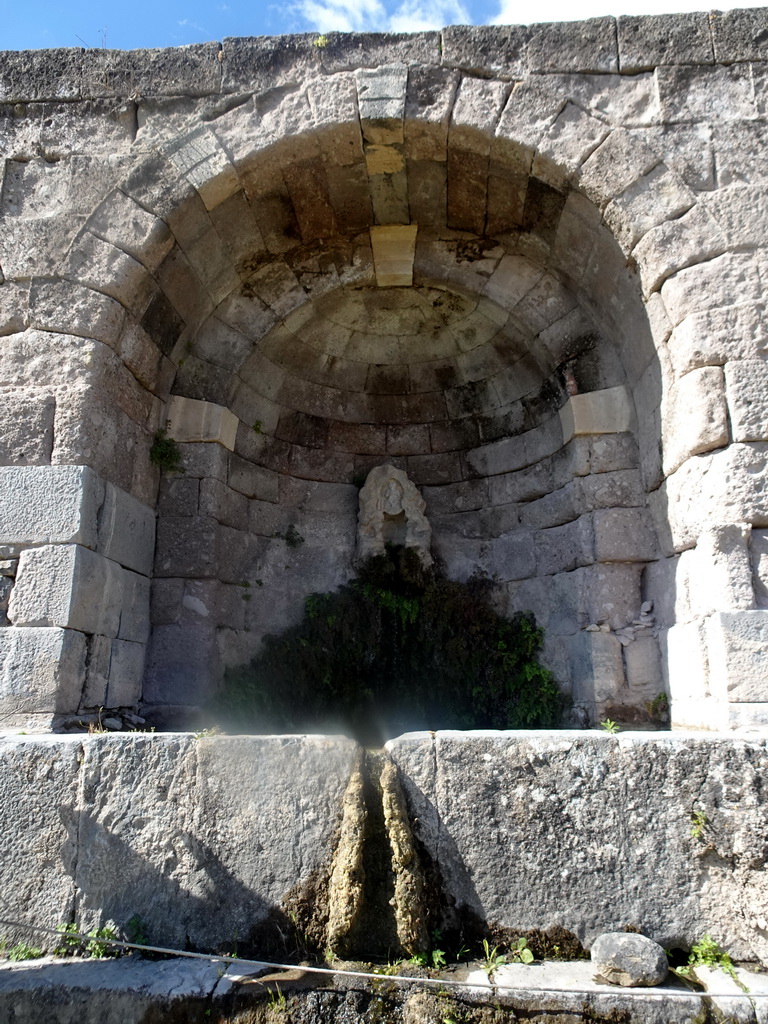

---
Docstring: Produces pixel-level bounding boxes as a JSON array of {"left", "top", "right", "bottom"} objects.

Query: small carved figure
[{"left": 356, "top": 464, "right": 432, "bottom": 566}]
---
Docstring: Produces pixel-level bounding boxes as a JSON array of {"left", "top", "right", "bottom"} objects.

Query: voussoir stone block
[
  {"left": 0, "top": 465, "right": 104, "bottom": 548},
  {"left": 8, "top": 544, "right": 123, "bottom": 637}
]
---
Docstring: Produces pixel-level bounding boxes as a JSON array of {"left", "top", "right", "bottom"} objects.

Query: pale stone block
[
  {"left": 667, "top": 303, "right": 768, "bottom": 377},
  {"left": 163, "top": 125, "right": 239, "bottom": 210},
  {"left": 664, "top": 443, "right": 768, "bottom": 552},
  {"left": 97, "top": 482, "right": 156, "bottom": 577},
  {"left": 356, "top": 66, "right": 408, "bottom": 145},
  {"left": 88, "top": 188, "right": 174, "bottom": 273},
  {"left": 118, "top": 570, "right": 151, "bottom": 645},
  {"left": 0, "top": 465, "right": 103, "bottom": 548},
  {"left": 593, "top": 508, "right": 658, "bottom": 563},
  {"left": 706, "top": 610, "right": 768, "bottom": 703},
  {"left": 370, "top": 224, "right": 418, "bottom": 287},
  {"left": 752, "top": 530, "right": 768, "bottom": 608},
  {"left": 725, "top": 359, "right": 768, "bottom": 443},
  {"left": 660, "top": 253, "right": 761, "bottom": 327},
  {"left": 8, "top": 544, "right": 123, "bottom": 638},
  {"left": 106, "top": 638, "right": 145, "bottom": 708},
  {"left": 624, "top": 636, "right": 664, "bottom": 701},
  {"left": 82, "top": 634, "right": 111, "bottom": 709},
  {"left": 483, "top": 253, "right": 543, "bottom": 310},
  {"left": 662, "top": 366, "right": 729, "bottom": 476},
  {"left": 166, "top": 395, "right": 238, "bottom": 451},
  {"left": 0, "top": 626, "right": 86, "bottom": 716},
  {"left": 669, "top": 697, "right": 725, "bottom": 731},
  {"left": 686, "top": 525, "right": 755, "bottom": 619},
  {"left": 560, "top": 386, "right": 632, "bottom": 444},
  {"left": 570, "top": 630, "right": 626, "bottom": 706},
  {"left": 661, "top": 620, "right": 710, "bottom": 702}
]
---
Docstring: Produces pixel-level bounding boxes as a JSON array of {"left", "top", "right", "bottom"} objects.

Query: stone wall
[
  {"left": 1, "top": 731, "right": 766, "bottom": 965},
  {"left": 1, "top": 13, "right": 768, "bottom": 727}
]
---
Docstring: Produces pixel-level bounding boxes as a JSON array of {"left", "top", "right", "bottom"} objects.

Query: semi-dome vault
[{"left": 1, "top": 19, "right": 767, "bottom": 732}]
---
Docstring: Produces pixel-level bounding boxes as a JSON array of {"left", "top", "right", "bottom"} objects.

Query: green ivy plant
[{"left": 209, "top": 548, "right": 563, "bottom": 745}]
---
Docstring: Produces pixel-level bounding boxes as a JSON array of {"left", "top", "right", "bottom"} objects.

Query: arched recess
[
  {"left": 94, "top": 101, "right": 667, "bottom": 730},
  {"left": 6, "top": 78, "right": 694, "bottom": 731}
]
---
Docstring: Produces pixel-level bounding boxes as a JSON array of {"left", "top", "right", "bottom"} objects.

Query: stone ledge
[{"left": 3, "top": 12, "right": 765, "bottom": 108}]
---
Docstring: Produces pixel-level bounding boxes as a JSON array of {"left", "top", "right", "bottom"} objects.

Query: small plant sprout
[
  {"left": 313, "top": 34, "right": 328, "bottom": 47},
  {"left": 675, "top": 934, "right": 745, "bottom": 990},
  {"left": 600, "top": 718, "right": 619, "bottom": 734},
  {"left": 511, "top": 937, "right": 535, "bottom": 964},
  {"left": 481, "top": 938, "right": 507, "bottom": 979},
  {"left": 690, "top": 809, "right": 708, "bottom": 841}
]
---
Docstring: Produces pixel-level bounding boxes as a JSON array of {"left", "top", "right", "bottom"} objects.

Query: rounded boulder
[{"left": 591, "top": 932, "right": 668, "bottom": 988}]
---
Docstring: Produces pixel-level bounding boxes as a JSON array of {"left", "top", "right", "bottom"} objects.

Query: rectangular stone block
[
  {"left": 97, "top": 482, "right": 156, "bottom": 577},
  {"left": 106, "top": 638, "right": 146, "bottom": 708},
  {"left": 668, "top": 303, "right": 768, "bottom": 377},
  {"left": 370, "top": 224, "right": 417, "bottom": 286},
  {"left": 0, "top": 626, "right": 86, "bottom": 717},
  {"left": 707, "top": 610, "right": 768, "bottom": 703},
  {"left": 82, "top": 634, "right": 111, "bottom": 709},
  {"left": 593, "top": 508, "right": 658, "bottom": 563},
  {"left": 166, "top": 395, "right": 239, "bottom": 451},
  {"left": 624, "top": 635, "right": 664, "bottom": 702},
  {"left": 0, "top": 388, "right": 55, "bottom": 468},
  {"left": 661, "top": 620, "right": 710, "bottom": 702},
  {"left": 662, "top": 366, "right": 729, "bottom": 476},
  {"left": 227, "top": 453, "right": 279, "bottom": 502},
  {"left": 118, "top": 569, "right": 151, "bottom": 645},
  {"left": 656, "top": 64, "right": 757, "bottom": 124},
  {"left": 154, "top": 515, "right": 219, "bottom": 578},
  {"left": 8, "top": 544, "right": 123, "bottom": 637},
  {"left": 535, "top": 516, "right": 594, "bottom": 576},
  {"left": 617, "top": 13, "right": 713, "bottom": 73},
  {"left": 559, "top": 386, "right": 632, "bottom": 443},
  {"left": 527, "top": 17, "right": 618, "bottom": 73},
  {"left": 660, "top": 252, "right": 761, "bottom": 327},
  {"left": 0, "top": 735, "right": 80, "bottom": 943},
  {"left": 569, "top": 629, "right": 626, "bottom": 706},
  {"left": 725, "top": 359, "right": 768, "bottom": 443},
  {"left": 0, "top": 465, "right": 104, "bottom": 548}
]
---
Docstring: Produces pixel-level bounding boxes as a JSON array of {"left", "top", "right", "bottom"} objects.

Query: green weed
[{"left": 150, "top": 429, "right": 184, "bottom": 474}]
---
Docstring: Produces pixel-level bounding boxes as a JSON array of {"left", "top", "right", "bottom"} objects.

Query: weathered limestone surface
[
  {"left": 388, "top": 732, "right": 768, "bottom": 963},
  {"left": 1, "top": 731, "right": 767, "bottom": 971},
  {"left": 0, "top": 14, "right": 767, "bottom": 728},
  {"left": 0, "top": 733, "right": 358, "bottom": 951}
]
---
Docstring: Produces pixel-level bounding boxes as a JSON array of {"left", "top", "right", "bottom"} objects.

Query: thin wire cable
[{"left": 0, "top": 918, "right": 764, "bottom": 1001}]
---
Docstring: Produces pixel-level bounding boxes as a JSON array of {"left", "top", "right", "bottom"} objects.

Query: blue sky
[{"left": 0, "top": 0, "right": 765, "bottom": 50}]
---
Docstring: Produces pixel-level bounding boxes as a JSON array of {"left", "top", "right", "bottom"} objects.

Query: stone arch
[{"left": 2, "top": 47, "right": 763, "bottom": 732}]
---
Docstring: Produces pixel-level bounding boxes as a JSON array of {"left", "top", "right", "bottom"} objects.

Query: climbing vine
[{"left": 211, "top": 548, "right": 563, "bottom": 745}]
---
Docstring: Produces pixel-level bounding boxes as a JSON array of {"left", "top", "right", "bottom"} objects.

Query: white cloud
[
  {"left": 292, "top": 0, "right": 469, "bottom": 32},
  {"left": 177, "top": 17, "right": 208, "bottom": 33},
  {"left": 490, "top": 0, "right": 768, "bottom": 24},
  {"left": 389, "top": 0, "right": 470, "bottom": 31}
]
